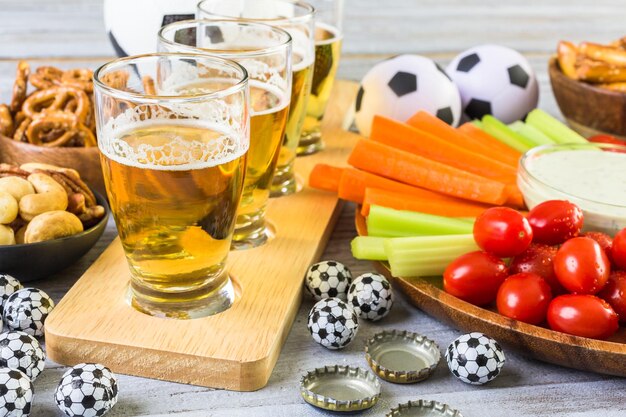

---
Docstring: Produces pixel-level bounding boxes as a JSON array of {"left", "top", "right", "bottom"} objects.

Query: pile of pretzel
[
  {"left": 558, "top": 38, "right": 626, "bottom": 92},
  {"left": 0, "top": 61, "right": 97, "bottom": 147}
]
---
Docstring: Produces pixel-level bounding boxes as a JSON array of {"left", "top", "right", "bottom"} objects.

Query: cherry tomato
[
  {"left": 547, "top": 294, "right": 619, "bottom": 339},
  {"left": 598, "top": 271, "right": 626, "bottom": 323},
  {"left": 611, "top": 228, "right": 626, "bottom": 270},
  {"left": 496, "top": 273, "right": 552, "bottom": 325},
  {"left": 473, "top": 207, "right": 533, "bottom": 257},
  {"left": 583, "top": 231, "right": 613, "bottom": 265},
  {"left": 443, "top": 251, "right": 509, "bottom": 306},
  {"left": 588, "top": 135, "right": 626, "bottom": 152},
  {"left": 527, "top": 200, "right": 583, "bottom": 245},
  {"left": 554, "top": 237, "right": 610, "bottom": 294},
  {"left": 510, "top": 244, "right": 564, "bottom": 294}
]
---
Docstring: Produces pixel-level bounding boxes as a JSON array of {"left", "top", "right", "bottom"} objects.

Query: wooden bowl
[
  {"left": 0, "top": 134, "right": 105, "bottom": 196},
  {"left": 549, "top": 57, "right": 626, "bottom": 139}
]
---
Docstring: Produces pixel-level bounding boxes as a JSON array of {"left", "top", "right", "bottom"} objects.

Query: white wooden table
[{"left": 1, "top": 1, "right": 625, "bottom": 415}]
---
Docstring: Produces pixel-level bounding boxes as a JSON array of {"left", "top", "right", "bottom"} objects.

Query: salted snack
[
  {"left": 300, "top": 365, "right": 381, "bottom": 412},
  {"left": 386, "top": 400, "right": 464, "bottom": 417},
  {"left": 0, "top": 368, "right": 33, "bottom": 417},
  {"left": 365, "top": 330, "right": 440, "bottom": 384},
  {"left": 0, "top": 274, "right": 22, "bottom": 315},
  {"left": 0, "top": 331, "right": 45, "bottom": 381},
  {"left": 55, "top": 363, "right": 119, "bottom": 417},
  {"left": 4, "top": 288, "right": 55, "bottom": 337},
  {"left": 304, "top": 260, "right": 352, "bottom": 301},
  {"left": 307, "top": 298, "right": 358, "bottom": 350},
  {"left": 347, "top": 272, "right": 394, "bottom": 321},
  {"left": 445, "top": 332, "right": 505, "bottom": 385}
]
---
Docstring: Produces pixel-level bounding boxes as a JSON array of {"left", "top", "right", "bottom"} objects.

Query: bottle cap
[{"left": 386, "top": 400, "right": 463, "bottom": 417}]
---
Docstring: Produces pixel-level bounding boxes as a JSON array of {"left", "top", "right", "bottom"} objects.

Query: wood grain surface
[{"left": 0, "top": 1, "right": 625, "bottom": 416}]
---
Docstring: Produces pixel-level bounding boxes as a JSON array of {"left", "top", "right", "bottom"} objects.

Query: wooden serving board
[
  {"left": 45, "top": 80, "right": 360, "bottom": 392},
  {"left": 355, "top": 212, "right": 626, "bottom": 377}
]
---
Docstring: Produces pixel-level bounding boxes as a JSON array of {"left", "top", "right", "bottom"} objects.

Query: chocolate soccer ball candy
[
  {"left": 0, "top": 368, "right": 33, "bottom": 417},
  {"left": 55, "top": 363, "right": 119, "bottom": 417},
  {"left": 305, "top": 260, "right": 352, "bottom": 301},
  {"left": 4, "top": 288, "right": 55, "bottom": 337},
  {"left": 307, "top": 297, "right": 358, "bottom": 350},
  {"left": 347, "top": 272, "right": 394, "bottom": 321},
  {"left": 445, "top": 332, "right": 505, "bottom": 385},
  {"left": 0, "top": 274, "right": 23, "bottom": 315},
  {"left": 0, "top": 331, "right": 45, "bottom": 381}
]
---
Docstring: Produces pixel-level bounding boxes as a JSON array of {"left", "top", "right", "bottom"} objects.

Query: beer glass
[
  {"left": 197, "top": 0, "right": 315, "bottom": 197},
  {"left": 159, "top": 20, "right": 292, "bottom": 249},
  {"left": 94, "top": 53, "right": 249, "bottom": 318},
  {"left": 299, "top": 0, "right": 344, "bottom": 155}
]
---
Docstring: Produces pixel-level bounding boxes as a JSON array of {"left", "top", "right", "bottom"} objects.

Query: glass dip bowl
[{"left": 518, "top": 142, "right": 626, "bottom": 235}]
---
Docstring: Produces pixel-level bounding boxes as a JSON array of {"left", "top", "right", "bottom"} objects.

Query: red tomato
[
  {"left": 496, "top": 273, "right": 552, "bottom": 324},
  {"left": 583, "top": 231, "right": 613, "bottom": 265},
  {"left": 510, "top": 244, "right": 564, "bottom": 294},
  {"left": 547, "top": 294, "right": 619, "bottom": 339},
  {"left": 443, "top": 251, "right": 509, "bottom": 306},
  {"left": 527, "top": 200, "right": 583, "bottom": 245},
  {"left": 611, "top": 228, "right": 626, "bottom": 270},
  {"left": 473, "top": 207, "right": 533, "bottom": 257},
  {"left": 554, "top": 237, "right": 610, "bottom": 294},
  {"left": 588, "top": 135, "right": 626, "bottom": 152},
  {"left": 598, "top": 271, "right": 626, "bottom": 323}
]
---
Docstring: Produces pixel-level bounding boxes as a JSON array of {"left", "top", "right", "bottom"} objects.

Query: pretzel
[
  {"left": 100, "top": 69, "right": 130, "bottom": 90},
  {"left": 10, "top": 61, "right": 30, "bottom": 113},
  {"left": 0, "top": 105, "right": 14, "bottom": 137},
  {"left": 29, "top": 66, "right": 63, "bottom": 90},
  {"left": 142, "top": 76, "right": 156, "bottom": 95},
  {"left": 598, "top": 82, "right": 626, "bottom": 92},
  {"left": 579, "top": 42, "right": 626, "bottom": 67},
  {"left": 61, "top": 68, "right": 94, "bottom": 93},
  {"left": 22, "top": 86, "right": 91, "bottom": 123},
  {"left": 576, "top": 58, "right": 626, "bottom": 83},
  {"left": 26, "top": 112, "right": 79, "bottom": 147},
  {"left": 557, "top": 41, "right": 579, "bottom": 79},
  {"left": 13, "top": 117, "right": 31, "bottom": 142}
]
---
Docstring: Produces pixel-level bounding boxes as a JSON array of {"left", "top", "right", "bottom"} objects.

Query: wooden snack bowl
[
  {"left": 0, "top": 133, "right": 105, "bottom": 196},
  {"left": 549, "top": 56, "right": 626, "bottom": 140},
  {"left": 355, "top": 210, "right": 626, "bottom": 377}
]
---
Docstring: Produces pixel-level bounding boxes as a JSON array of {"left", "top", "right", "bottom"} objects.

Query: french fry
[{"left": 557, "top": 41, "right": 579, "bottom": 79}]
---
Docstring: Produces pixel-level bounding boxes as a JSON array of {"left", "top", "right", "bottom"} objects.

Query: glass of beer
[
  {"left": 159, "top": 20, "right": 291, "bottom": 249},
  {"left": 299, "top": 0, "right": 344, "bottom": 155},
  {"left": 197, "top": 0, "right": 315, "bottom": 197},
  {"left": 93, "top": 53, "right": 250, "bottom": 318}
]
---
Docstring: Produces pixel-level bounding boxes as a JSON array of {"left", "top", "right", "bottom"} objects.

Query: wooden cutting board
[{"left": 45, "top": 80, "right": 360, "bottom": 392}]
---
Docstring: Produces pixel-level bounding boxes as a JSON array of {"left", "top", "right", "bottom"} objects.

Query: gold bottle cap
[
  {"left": 365, "top": 329, "right": 441, "bottom": 384},
  {"left": 299, "top": 365, "right": 381, "bottom": 412},
  {"left": 386, "top": 400, "right": 464, "bottom": 417}
]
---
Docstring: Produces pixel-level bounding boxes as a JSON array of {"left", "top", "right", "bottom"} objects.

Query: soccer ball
[
  {"left": 304, "top": 261, "right": 352, "bottom": 301},
  {"left": 0, "top": 368, "right": 33, "bottom": 417},
  {"left": 0, "top": 331, "right": 45, "bottom": 381},
  {"left": 347, "top": 273, "right": 393, "bottom": 321},
  {"left": 104, "top": 0, "right": 199, "bottom": 57},
  {"left": 354, "top": 54, "right": 462, "bottom": 137},
  {"left": 307, "top": 298, "right": 358, "bottom": 350},
  {"left": 4, "top": 288, "right": 55, "bottom": 337},
  {"left": 445, "top": 332, "right": 505, "bottom": 385},
  {"left": 446, "top": 44, "right": 539, "bottom": 123},
  {"left": 0, "top": 274, "right": 23, "bottom": 315},
  {"left": 55, "top": 363, "right": 119, "bottom": 417}
]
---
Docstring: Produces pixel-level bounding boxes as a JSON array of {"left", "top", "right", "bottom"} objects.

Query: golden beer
[{"left": 299, "top": 23, "right": 343, "bottom": 155}]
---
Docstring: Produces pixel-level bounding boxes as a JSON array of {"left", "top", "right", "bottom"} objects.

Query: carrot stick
[
  {"left": 458, "top": 123, "right": 522, "bottom": 167},
  {"left": 309, "top": 164, "right": 344, "bottom": 192},
  {"left": 337, "top": 168, "right": 431, "bottom": 204},
  {"left": 362, "top": 187, "right": 489, "bottom": 217},
  {"left": 371, "top": 115, "right": 517, "bottom": 183},
  {"left": 505, "top": 184, "right": 526, "bottom": 209},
  {"left": 348, "top": 139, "right": 508, "bottom": 205}
]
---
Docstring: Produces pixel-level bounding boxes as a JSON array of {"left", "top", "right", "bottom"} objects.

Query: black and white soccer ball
[
  {"left": 0, "top": 368, "right": 33, "bottom": 417},
  {"left": 55, "top": 363, "right": 119, "bottom": 417},
  {"left": 446, "top": 44, "right": 539, "bottom": 123},
  {"left": 347, "top": 273, "right": 393, "bottom": 321},
  {"left": 354, "top": 54, "right": 462, "bottom": 137},
  {"left": 304, "top": 261, "right": 352, "bottom": 301},
  {"left": 307, "top": 298, "right": 358, "bottom": 350},
  {"left": 445, "top": 332, "right": 506, "bottom": 385},
  {"left": 104, "top": 0, "right": 198, "bottom": 57},
  {"left": 0, "top": 331, "right": 45, "bottom": 381},
  {"left": 4, "top": 288, "right": 55, "bottom": 337},
  {"left": 0, "top": 274, "right": 23, "bottom": 316}
]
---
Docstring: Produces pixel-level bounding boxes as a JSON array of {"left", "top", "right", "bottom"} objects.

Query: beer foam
[
  {"left": 292, "top": 47, "right": 314, "bottom": 71},
  {"left": 249, "top": 79, "right": 290, "bottom": 116},
  {"left": 315, "top": 22, "right": 343, "bottom": 46}
]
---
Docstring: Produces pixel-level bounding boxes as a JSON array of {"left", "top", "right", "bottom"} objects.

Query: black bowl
[{"left": 0, "top": 190, "right": 110, "bottom": 282}]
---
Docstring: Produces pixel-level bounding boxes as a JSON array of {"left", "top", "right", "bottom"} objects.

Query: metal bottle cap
[
  {"left": 386, "top": 400, "right": 464, "bottom": 417},
  {"left": 365, "top": 330, "right": 441, "bottom": 383},
  {"left": 300, "top": 365, "right": 381, "bottom": 412}
]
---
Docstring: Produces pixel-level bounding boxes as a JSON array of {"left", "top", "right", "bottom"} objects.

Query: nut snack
[
  {"left": 0, "top": 162, "right": 105, "bottom": 245},
  {"left": 0, "top": 61, "right": 96, "bottom": 147}
]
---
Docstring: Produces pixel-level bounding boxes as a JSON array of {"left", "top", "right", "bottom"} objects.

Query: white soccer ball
[
  {"left": 304, "top": 261, "right": 352, "bottom": 301},
  {"left": 104, "top": 0, "right": 199, "bottom": 57},
  {"left": 307, "top": 298, "right": 358, "bottom": 350},
  {"left": 347, "top": 273, "right": 393, "bottom": 321},
  {"left": 445, "top": 332, "right": 506, "bottom": 385},
  {"left": 354, "top": 54, "right": 462, "bottom": 137},
  {"left": 446, "top": 44, "right": 539, "bottom": 123}
]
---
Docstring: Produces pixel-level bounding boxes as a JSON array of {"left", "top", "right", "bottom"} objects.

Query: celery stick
[
  {"left": 367, "top": 206, "right": 474, "bottom": 238},
  {"left": 517, "top": 123, "right": 555, "bottom": 146},
  {"left": 389, "top": 261, "right": 453, "bottom": 278},
  {"left": 384, "top": 234, "right": 476, "bottom": 251},
  {"left": 482, "top": 115, "right": 535, "bottom": 152},
  {"left": 526, "top": 109, "right": 587, "bottom": 144},
  {"left": 508, "top": 121, "right": 525, "bottom": 132},
  {"left": 351, "top": 236, "right": 387, "bottom": 261}
]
